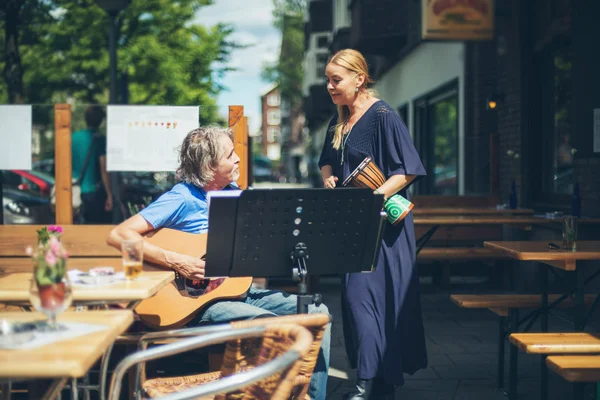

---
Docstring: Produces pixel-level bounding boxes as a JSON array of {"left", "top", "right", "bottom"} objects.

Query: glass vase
[{"left": 29, "top": 266, "right": 73, "bottom": 330}]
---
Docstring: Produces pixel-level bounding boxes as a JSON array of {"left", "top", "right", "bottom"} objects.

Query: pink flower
[
  {"left": 25, "top": 246, "right": 33, "bottom": 256},
  {"left": 48, "top": 225, "right": 63, "bottom": 234},
  {"left": 45, "top": 250, "right": 57, "bottom": 266},
  {"left": 49, "top": 236, "right": 61, "bottom": 254}
]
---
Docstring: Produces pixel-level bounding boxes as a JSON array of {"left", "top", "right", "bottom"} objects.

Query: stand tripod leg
[{"left": 297, "top": 294, "right": 313, "bottom": 314}]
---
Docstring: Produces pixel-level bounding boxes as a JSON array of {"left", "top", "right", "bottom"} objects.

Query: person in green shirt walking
[{"left": 71, "top": 105, "right": 113, "bottom": 223}]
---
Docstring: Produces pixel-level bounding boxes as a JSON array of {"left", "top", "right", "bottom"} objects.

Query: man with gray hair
[{"left": 108, "top": 125, "right": 330, "bottom": 400}]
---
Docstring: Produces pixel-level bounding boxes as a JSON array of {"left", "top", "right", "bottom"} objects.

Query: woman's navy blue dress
[{"left": 318, "top": 101, "right": 428, "bottom": 386}]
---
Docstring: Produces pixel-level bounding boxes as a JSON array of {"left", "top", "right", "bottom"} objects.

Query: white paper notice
[
  {"left": 0, "top": 105, "right": 32, "bottom": 170},
  {"left": 594, "top": 109, "right": 600, "bottom": 153},
  {"left": 106, "top": 106, "right": 199, "bottom": 171}
]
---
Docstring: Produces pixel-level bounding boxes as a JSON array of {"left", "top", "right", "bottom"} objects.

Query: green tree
[
  {"left": 1, "top": 0, "right": 237, "bottom": 123},
  {"left": 262, "top": 0, "right": 304, "bottom": 109}
]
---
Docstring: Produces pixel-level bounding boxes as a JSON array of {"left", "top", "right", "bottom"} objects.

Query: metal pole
[
  {"left": 106, "top": 11, "right": 124, "bottom": 223},
  {"left": 108, "top": 12, "right": 118, "bottom": 104},
  {"left": 0, "top": 173, "right": 4, "bottom": 225}
]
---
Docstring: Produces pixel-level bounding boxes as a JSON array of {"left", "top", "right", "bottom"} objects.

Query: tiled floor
[{"left": 320, "top": 277, "right": 598, "bottom": 400}]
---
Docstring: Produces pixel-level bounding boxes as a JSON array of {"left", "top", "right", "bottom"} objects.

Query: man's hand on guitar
[{"left": 173, "top": 254, "right": 206, "bottom": 280}]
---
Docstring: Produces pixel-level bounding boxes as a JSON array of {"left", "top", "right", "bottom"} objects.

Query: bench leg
[
  {"left": 497, "top": 315, "right": 506, "bottom": 391},
  {"left": 508, "top": 309, "right": 519, "bottom": 400},
  {"left": 573, "top": 382, "right": 584, "bottom": 400},
  {"left": 1, "top": 382, "right": 11, "bottom": 400},
  {"left": 540, "top": 263, "right": 548, "bottom": 400}
]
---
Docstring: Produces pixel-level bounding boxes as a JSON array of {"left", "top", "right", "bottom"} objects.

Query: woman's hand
[
  {"left": 173, "top": 255, "right": 205, "bottom": 280},
  {"left": 323, "top": 175, "right": 338, "bottom": 189}
]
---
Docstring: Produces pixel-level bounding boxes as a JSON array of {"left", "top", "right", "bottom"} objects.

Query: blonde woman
[{"left": 319, "top": 49, "right": 427, "bottom": 399}]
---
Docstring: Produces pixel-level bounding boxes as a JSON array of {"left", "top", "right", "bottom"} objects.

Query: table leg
[
  {"left": 497, "top": 315, "right": 506, "bottom": 391},
  {"left": 40, "top": 378, "right": 68, "bottom": 400},
  {"left": 1, "top": 382, "right": 11, "bottom": 400},
  {"left": 573, "top": 382, "right": 584, "bottom": 400},
  {"left": 575, "top": 267, "right": 585, "bottom": 331},
  {"left": 508, "top": 309, "right": 519, "bottom": 400},
  {"left": 539, "top": 263, "right": 548, "bottom": 400}
]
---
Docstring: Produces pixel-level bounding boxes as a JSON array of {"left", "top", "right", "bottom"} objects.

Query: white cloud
[{"left": 193, "top": 0, "right": 281, "bottom": 133}]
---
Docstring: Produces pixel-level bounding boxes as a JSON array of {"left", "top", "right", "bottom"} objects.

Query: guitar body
[{"left": 135, "top": 228, "right": 253, "bottom": 330}]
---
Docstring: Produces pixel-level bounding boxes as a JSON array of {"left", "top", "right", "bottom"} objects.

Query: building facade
[
  {"left": 260, "top": 85, "right": 282, "bottom": 162},
  {"left": 303, "top": 0, "right": 600, "bottom": 217}
]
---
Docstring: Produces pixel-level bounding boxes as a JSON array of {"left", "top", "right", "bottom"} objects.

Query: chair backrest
[
  {"left": 109, "top": 324, "right": 313, "bottom": 400},
  {"left": 228, "top": 313, "right": 331, "bottom": 399},
  {"left": 215, "top": 323, "right": 314, "bottom": 400}
]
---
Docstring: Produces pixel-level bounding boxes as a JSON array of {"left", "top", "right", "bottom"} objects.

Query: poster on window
[
  {"left": 106, "top": 106, "right": 199, "bottom": 171},
  {"left": 0, "top": 105, "right": 32, "bottom": 170},
  {"left": 422, "top": 0, "right": 494, "bottom": 41}
]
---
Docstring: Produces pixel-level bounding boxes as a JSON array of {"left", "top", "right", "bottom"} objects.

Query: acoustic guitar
[{"left": 134, "top": 228, "right": 253, "bottom": 330}]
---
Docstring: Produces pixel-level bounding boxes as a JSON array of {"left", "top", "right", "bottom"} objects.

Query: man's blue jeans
[{"left": 199, "top": 287, "right": 331, "bottom": 400}]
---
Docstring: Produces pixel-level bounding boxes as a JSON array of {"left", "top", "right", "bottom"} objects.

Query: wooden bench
[
  {"left": 450, "top": 294, "right": 596, "bottom": 317},
  {"left": 412, "top": 195, "right": 512, "bottom": 287},
  {"left": 0, "top": 225, "right": 120, "bottom": 276},
  {"left": 412, "top": 195, "right": 501, "bottom": 208},
  {"left": 510, "top": 333, "right": 600, "bottom": 354},
  {"left": 546, "top": 355, "right": 600, "bottom": 382},
  {"left": 547, "top": 356, "right": 600, "bottom": 398},
  {"left": 417, "top": 247, "right": 510, "bottom": 287},
  {"left": 450, "top": 293, "right": 597, "bottom": 395},
  {"left": 0, "top": 225, "right": 122, "bottom": 314},
  {"left": 508, "top": 333, "right": 600, "bottom": 399},
  {"left": 418, "top": 247, "right": 507, "bottom": 261}
]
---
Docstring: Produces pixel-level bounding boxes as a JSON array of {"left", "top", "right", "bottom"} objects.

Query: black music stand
[{"left": 206, "top": 188, "right": 386, "bottom": 313}]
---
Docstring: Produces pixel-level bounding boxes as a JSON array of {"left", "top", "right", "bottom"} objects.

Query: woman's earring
[{"left": 355, "top": 87, "right": 359, "bottom": 93}]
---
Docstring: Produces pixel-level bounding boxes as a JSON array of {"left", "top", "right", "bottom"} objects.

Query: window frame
[
  {"left": 412, "top": 79, "right": 460, "bottom": 195},
  {"left": 529, "top": 37, "right": 573, "bottom": 209},
  {"left": 267, "top": 110, "right": 281, "bottom": 126},
  {"left": 267, "top": 93, "right": 280, "bottom": 107}
]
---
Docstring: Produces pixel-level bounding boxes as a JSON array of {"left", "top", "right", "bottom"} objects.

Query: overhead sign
[{"left": 422, "top": 0, "right": 494, "bottom": 41}]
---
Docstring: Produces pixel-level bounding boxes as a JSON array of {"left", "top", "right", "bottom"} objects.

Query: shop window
[
  {"left": 413, "top": 81, "right": 459, "bottom": 195},
  {"left": 531, "top": 41, "right": 573, "bottom": 203}
]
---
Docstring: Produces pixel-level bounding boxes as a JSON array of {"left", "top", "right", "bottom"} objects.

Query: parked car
[
  {"left": 2, "top": 188, "right": 53, "bottom": 224},
  {"left": 252, "top": 156, "right": 275, "bottom": 183},
  {"left": 32, "top": 159, "right": 55, "bottom": 176},
  {"left": 2, "top": 170, "right": 55, "bottom": 197}
]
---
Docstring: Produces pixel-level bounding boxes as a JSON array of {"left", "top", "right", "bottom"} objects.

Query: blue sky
[{"left": 193, "top": 0, "right": 281, "bottom": 134}]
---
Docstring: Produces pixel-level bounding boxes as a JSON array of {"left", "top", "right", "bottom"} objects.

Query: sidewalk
[{"left": 320, "top": 277, "right": 596, "bottom": 399}]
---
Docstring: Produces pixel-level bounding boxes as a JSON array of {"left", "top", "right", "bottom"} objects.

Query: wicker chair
[
  {"left": 137, "top": 313, "right": 331, "bottom": 400},
  {"left": 108, "top": 324, "right": 312, "bottom": 400}
]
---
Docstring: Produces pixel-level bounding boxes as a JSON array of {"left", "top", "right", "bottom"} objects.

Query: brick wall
[{"left": 495, "top": 0, "right": 524, "bottom": 205}]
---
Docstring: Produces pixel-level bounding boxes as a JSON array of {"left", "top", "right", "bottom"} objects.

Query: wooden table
[
  {"left": 0, "top": 270, "right": 174, "bottom": 308},
  {"left": 413, "top": 215, "right": 561, "bottom": 254},
  {"left": 484, "top": 240, "right": 600, "bottom": 400},
  {"left": 0, "top": 310, "right": 133, "bottom": 400},
  {"left": 484, "top": 241, "right": 600, "bottom": 271},
  {"left": 484, "top": 240, "right": 600, "bottom": 331}
]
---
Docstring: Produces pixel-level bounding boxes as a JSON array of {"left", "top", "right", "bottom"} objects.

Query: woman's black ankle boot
[{"left": 343, "top": 378, "right": 373, "bottom": 400}]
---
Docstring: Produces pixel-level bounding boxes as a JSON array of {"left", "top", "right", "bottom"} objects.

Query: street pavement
[{"left": 318, "top": 276, "right": 597, "bottom": 400}]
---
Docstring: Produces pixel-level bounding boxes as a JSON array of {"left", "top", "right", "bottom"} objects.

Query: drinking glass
[
  {"left": 562, "top": 216, "right": 578, "bottom": 251},
  {"left": 29, "top": 272, "right": 72, "bottom": 330},
  {"left": 121, "top": 239, "right": 144, "bottom": 280}
]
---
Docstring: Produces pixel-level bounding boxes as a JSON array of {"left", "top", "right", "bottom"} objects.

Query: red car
[{"left": 2, "top": 170, "right": 55, "bottom": 197}]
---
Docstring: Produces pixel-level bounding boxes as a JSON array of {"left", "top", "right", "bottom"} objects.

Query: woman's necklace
[{"left": 340, "top": 123, "right": 354, "bottom": 166}]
